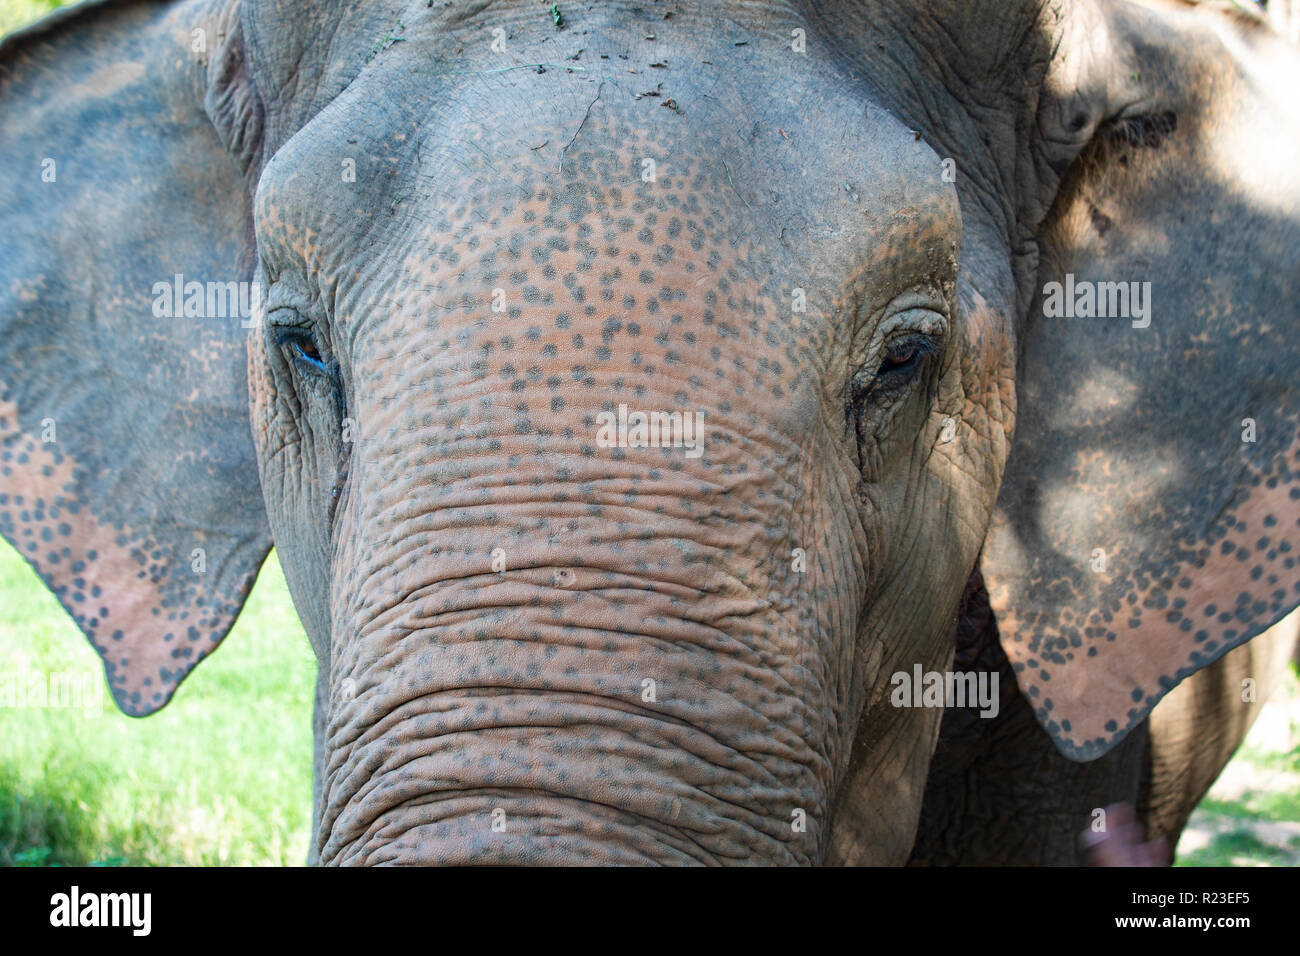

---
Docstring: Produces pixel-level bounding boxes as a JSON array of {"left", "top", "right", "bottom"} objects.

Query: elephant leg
[
  {"left": 907, "top": 569, "right": 1150, "bottom": 866},
  {"left": 1138, "top": 610, "right": 1300, "bottom": 848}
]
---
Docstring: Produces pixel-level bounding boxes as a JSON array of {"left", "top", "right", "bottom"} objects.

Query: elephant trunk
[
  {"left": 314, "top": 529, "right": 837, "bottom": 864},
  {"left": 299, "top": 164, "right": 873, "bottom": 861}
]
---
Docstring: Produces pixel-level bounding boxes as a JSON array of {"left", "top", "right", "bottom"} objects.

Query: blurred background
[{"left": 0, "top": 0, "right": 1296, "bottom": 867}]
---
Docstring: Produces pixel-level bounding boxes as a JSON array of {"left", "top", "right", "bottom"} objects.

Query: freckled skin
[
  {"left": 983, "top": 2, "right": 1300, "bottom": 757},
  {"left": 0, "top": 0, "right": 269, "bottom": 715},
  {"left": 908, "top": 576, "right": 1298, "bottom": 865},
  {"left": 252, "top": 7, "right": 975, "bottom": 865},
  {"left": 2, "top": 0, "right": 1298, "bottom": 866}
]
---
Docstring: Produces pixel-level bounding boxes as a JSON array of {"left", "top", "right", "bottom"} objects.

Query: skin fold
[{"left": 1, "top": 0, "right": 1297, "bottom": 865}]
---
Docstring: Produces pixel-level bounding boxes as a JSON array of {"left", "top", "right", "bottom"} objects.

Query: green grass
[
  {"left": 1200, "top": 789, "right": 1300, "bottom": 823},
  {"left": 0, "top": 0, "right": 66, "bottom": 38},
  {"left": 1178, "top": 830, "right": 1300, "bottom": 868},
  {"left": 1175, "top": 665, "right": 1300, "bottom": 866},
  {"left": 0, "top": 540, "right": 316, "bottom": 865}
]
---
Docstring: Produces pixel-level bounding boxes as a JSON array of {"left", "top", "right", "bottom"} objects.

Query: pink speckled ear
[
  {"left": 0, "top": 0, "right": 270, "bottom": 714},
  {"left": 984, "top": 1, "right": 1300, "bottom": 760}
]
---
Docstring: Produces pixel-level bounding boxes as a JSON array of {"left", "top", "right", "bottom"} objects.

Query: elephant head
[{"left": 2, "top": 0, "right": 1297, "bottom": 865}]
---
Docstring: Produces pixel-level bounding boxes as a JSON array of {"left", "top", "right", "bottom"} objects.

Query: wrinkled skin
[
  {"left": 1, "top": 0, "right": 1298, "bottom": 866},
  {"left": 252, "top": 2, "right": 987, "bottom": 866},
  {"left": 908, "top": 577, "right": 1299, "bottom": 865}
]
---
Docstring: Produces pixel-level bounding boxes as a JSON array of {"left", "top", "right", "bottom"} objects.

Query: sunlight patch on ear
[
  {"left": 1049, "top": 367, "right": 1139, "bottom": 426},
  {"left": 1040, "top": 445, "right": 1182, "bottom": 553},
  {"left": 63, "top": 60, "right": 143, "bottom": 101},
  {"left": 1203, "top": 18, "right": 1300, "bottom": 211}
]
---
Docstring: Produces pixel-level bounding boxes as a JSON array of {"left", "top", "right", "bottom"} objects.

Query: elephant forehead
[
  {"left": 341, "top": 169, "right": 837, "bottom": 448},
  {"left": 378, "top": 177, "right": 795, "bottom": 352},
  {"left": 337, "top": 125, "right": 956, "bottom": 382},
  {"left": 325, "top": 162, "right": 853, "bottom": 530},
  {"left": 254, "top": 50, "right": 960, "bottom": 311}
]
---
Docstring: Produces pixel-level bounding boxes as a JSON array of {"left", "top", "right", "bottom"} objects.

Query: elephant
[
  {"left": 1, "top": 0, "right": 1298, "bottom": 866},
  {"left": 907, "top": 579, "right": 1300, "bottom": 864}
]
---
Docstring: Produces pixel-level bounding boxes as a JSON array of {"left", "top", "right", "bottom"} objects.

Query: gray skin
[
  {"left": 1, "top": 0, "right": 1298, "bottom": 866},
  {"left": 908, "top": 577, "right": 1299, "bottom": 865}
]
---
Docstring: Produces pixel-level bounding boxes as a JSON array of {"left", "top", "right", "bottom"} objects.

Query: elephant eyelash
[
  {"left": 292, "top": 339, "right": 328, "bottom": 372},
  {"left": 274, "top": 328, "right": 332, "bottom": 376},
  {"left": 852, "top": 335, "right": 938, "bottom": 402},
  {"left": 270, "top": 323, "right": 351, "bottom": 520},
  {"left": 271, "top": 327, "right": 350, "bottom": 435},
  {"left": 875, "top": 339, "right": 932, "bottom": 382}
]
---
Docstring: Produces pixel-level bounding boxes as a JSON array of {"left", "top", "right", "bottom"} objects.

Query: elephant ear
[
  {"left": 983, "top": 1, "right": 1300, "bottom": 760},
  {"left": 0, "top": 0, "right": 270, "bottom": 715}
]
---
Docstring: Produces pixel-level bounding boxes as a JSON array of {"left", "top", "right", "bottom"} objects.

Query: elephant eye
[
  {"left": 274, "top": 329, "right": 329, "bottom": 374},
  {"left": 878, "top": 343, "right": 922, "bottom": 376},
  {"left": 848, "top": 333, "right": 939, "bottom": 423},
  {"left": 293, "top": 339, "right": 326, "bottom": 371},
  {"left": 873, "top": 336, "right": 936, "bottom": 388}
]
